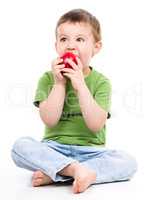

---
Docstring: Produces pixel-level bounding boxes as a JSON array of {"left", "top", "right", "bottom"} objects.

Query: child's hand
[
  {"left": 51, "top": 57, "right": 67, "bottom": 85},
  {"left": 61, "top": 57, "right": 85, "bottom": 91}
]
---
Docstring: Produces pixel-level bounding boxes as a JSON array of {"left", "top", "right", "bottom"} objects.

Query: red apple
[{"left": 61, "top": 52, "right": 77, "bottom": 69}]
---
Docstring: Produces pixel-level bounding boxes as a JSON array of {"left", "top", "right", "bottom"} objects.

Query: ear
[{"left": 92, "top": 41, "right": 102, "bottom": 56}]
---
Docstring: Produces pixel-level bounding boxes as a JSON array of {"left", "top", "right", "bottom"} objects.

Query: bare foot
[
  {"left": 72, "top": 165, "right": 96, "bottom": 194},
  {"left": 32, "top": 171, "right": 53, "bottom": 187}
]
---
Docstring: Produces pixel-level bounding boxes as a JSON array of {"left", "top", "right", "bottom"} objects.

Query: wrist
[
  {"left": 76, "top": 82, "right": 88, "bottom": 96},
  {"left": 76, "top": 84, "right": 88, "bottom": 98},
  {"left": 54, "top": 79, "right": 67, "bottom": 87},
  {"left": 54, "top": 83, "right": 66, "bottom": 90}
]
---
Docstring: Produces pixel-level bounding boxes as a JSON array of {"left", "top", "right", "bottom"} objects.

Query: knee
[
  {"left": 119, "top": 151, "right": 138, "bottom": 177},
  {"left": 11, "top": 136, "right": 34, "bottom": 155},
  {"left": 127, "top": 155, "right": 138, "bottom": 176}
]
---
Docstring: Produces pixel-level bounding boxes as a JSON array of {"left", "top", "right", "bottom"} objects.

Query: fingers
[
  {"left": 51, "top": 57, "right": 65, "bottom": 81},
  {"left": 62, "top": 73, "right": 72, "bottom": 79},
  {"left": 54, "top": 64, "right": 65, "bottom": 71},
  {"left": 61, "top": 67, "right": 75, "bottom": 74},
  {"left": 75, "top": 57, "right": 83, "bottom": 70},
  {"left": 51, "top": 56, "right": 83, "bottom": 82},
  {"left": 64, "top": 57, "right": 83, "bottom": 71},
  {"left": 65, "top": 59, "right": 78, "bottom": 71},
  {"left": 56, "top": 71, "right": 64, "bottom": 80},
  {"left": 52, "top": 57, "right": 63, "bottom": 66}
]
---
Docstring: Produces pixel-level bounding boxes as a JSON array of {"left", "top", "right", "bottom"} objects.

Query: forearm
[
  {"left": 39, "top": 83, "right": 66, "bottom": 127},
  {"left": 77, "top": 83, "right": 107, "bottom": 132}
]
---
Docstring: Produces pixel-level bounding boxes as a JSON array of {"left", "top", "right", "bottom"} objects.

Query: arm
[
  {"left": 39, "top": 83, "right": 66, "bottom": 128},
  {"left": 77, "top": 83, "right": 107, "bottom": 133},
  {"left": 61, "top": 58, "right": 108, "bottom": 133},
  {"left": 39, "top": 57, "right": 66, "bottom": 128}
]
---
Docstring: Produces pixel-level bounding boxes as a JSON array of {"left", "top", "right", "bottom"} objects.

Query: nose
[{"left": 66, "top": 40, "right": 76, "bottom": 51}]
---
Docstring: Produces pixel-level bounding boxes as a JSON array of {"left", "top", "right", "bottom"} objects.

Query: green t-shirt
[{"left": 33, "top": 67, "right": 111, "bottom": 146}]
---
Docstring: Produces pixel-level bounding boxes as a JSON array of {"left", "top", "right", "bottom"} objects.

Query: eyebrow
[
  {"left": 58, "top": 34, "right": 68, "bottom": 38},
  {"left": 58, "top": 34, "right": 87, "bottom": 38},
  {"left": 76, "top": 34, "right": 86, "bottom": 37}
]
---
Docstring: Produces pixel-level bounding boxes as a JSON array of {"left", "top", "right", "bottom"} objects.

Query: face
[{"left": 55, "top": 22, "right": 101, "bottom": 69}]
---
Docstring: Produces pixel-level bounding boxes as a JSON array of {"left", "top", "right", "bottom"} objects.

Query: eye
[
  {"left": 60, "top": 37, "right": 67, "bottom": 42},
  {"left": 76, "top": 37, "right": 85, "bottom": 42}
]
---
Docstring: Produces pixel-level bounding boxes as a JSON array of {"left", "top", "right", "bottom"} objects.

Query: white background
[{"left": 0, "top": 0, "right": 147, "bottom": 199}]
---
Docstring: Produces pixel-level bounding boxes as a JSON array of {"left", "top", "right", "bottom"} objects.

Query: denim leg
[
  {"left": 11, "top": 137, "right": 76, "bottom": 182},
  {"left": 80, "top": 149, "right": 138, "bottom": 184}
]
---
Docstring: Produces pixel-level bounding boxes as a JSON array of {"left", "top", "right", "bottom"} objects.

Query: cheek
[
  {"left": 56, "top": 45, "right": 64, "bottom": 56},
  {"left": 80, "top": 50, "right": 92, "bottom": 64}
]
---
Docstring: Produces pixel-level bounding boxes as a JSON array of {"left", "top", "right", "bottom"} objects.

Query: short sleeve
[
  {"left": 33, "top": 72, "right": 54, "bottom": 107},
  {"left": 94, "top": 77, "right": 111, "bottom": 118}
]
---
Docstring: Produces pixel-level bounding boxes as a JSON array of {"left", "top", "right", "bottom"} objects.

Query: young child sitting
[{"left": 11, "top": 9, "right": 137, "bottom": 194}]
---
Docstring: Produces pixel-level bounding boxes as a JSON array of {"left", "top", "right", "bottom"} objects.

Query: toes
[
  {"left": 32, "top": 178, "right": 42, "bottom": 187},
  {"left": 73, "top": 180, "right": 84, "bottom": 193},
  {"left": 32, "top": 171, "right": 53, "bottom": 186},
  {"left": 72, "top": 174, "right": 96, "bottom": 193},
  {"left": 73, "top": 180, "right": 79, "bottom": 193}
]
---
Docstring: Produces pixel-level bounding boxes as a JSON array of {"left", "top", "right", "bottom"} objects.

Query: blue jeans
[{"left": 11, "top": 137, "right": 137, "bottom": 183}]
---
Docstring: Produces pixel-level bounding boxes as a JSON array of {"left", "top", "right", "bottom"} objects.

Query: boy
[{"left": 11, "top": 9, "right": 137, "bottom": 194}]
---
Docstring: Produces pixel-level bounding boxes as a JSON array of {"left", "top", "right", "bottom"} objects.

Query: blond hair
[{"left": 56, "top": 9, "right": 101, "bottom": 42}]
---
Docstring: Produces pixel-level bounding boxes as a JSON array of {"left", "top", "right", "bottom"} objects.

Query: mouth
[{"left": 65, "top": 50, "right": 79, "bottom": 58}]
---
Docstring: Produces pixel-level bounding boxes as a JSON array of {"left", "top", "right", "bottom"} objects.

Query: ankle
[
  {"left": 70, "top": 161, "right": 81, "bottom": 175},
  {"left": 59, "top": 161, "right": 80, "bottom": 177}
]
